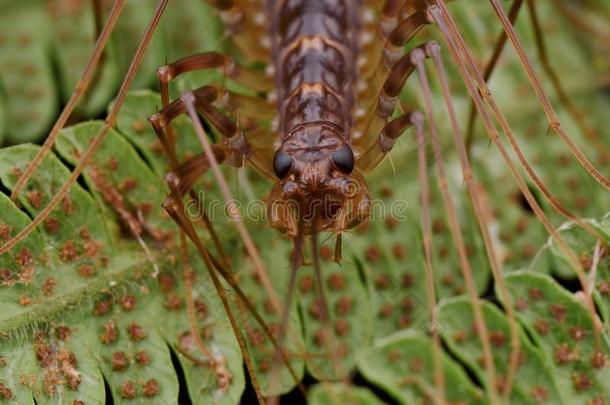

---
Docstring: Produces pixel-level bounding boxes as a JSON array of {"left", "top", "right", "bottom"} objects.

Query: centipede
[{"left": 0, "top": 0, "right": 609, "bottom": 404}]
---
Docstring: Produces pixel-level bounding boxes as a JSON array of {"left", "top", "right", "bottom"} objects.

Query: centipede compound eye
[
  {"left": 331, "top": 143, "right": 355, "bottom": 174},
  {"left": 273, "top": 150, "right": 293, "bottom": 179}
]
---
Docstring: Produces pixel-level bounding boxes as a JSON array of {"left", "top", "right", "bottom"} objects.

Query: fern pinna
[{"left": 0, "top": 1, "right": 609, "bottom": 404}]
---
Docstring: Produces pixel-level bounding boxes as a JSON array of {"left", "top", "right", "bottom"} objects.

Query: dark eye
[
  {"left": 331, "top": 144, "right": 354, "bottom": 174},
  {"left": 273, "top": 150, "right": 293, "bottom": 179}
]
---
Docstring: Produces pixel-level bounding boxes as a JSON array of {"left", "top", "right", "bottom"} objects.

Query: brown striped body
[
  {"left": 267, "top": 0, "right": 370, "bottom": 235},
  {"left": 271, "top": 0, "right": 360, "bottom": 136}
]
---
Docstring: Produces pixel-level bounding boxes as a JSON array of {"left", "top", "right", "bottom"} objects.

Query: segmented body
[
  {"left": 264, "top": 0, "right": 374, "bottom": 235},
  {"left": 271, "top": 0, "right": 359, "bottom": 139}
]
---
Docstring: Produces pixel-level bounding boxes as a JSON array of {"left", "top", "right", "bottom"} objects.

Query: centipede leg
[
  {"left": 156, "top": 52, "right": 272, "bottom": 106},
  {"left": 163, "top": 184, "right": 266, "bottom": 404},
  {"left": 155, "top": 52, "right": 272, "bottom": 157},
  {"left": 151, "top": 85, "right": 275, "bottom": 177},
  {"left": 355, "top": 4, "right": 454, "bottom": 150},
  {"left": 355, "top": 44, "right": 426, "bottom": 152},
  {"left": 482, "top": 0, "right": 610, "bottom": 190},
  {"left": 411, "top": 47, "right": 501, "bottom": 404},
  {"left": 0, "top": 0, "right": 169, "bottom": 256},
  {"left": 413, "top": 103, "right": 445, "bottom": 405},
  {"left": 150, "top": 86, "right": 237, "bottom": 268},
  {"left": 357, "top": 110, "right": 424, "bottom": 171},
  {"left": 358, "top": 9, "right": 430, "bottom": 109},
  {"left": 154, "top": 87, "right": 307, "bottom": 388},
  {"left": 428, "top": 3, "right": 605, "bottom": 243},
  {"left": 524, "top": 0, "right": 610, "bottom": 163},
  {"left": 424, "top": 41, "right": 522, "bottom": 401},
  {"left": 180, "top": 87, "right": 286, "bottom": 313},
  {"left": 428, "top": 5, "right": 603, "bottom": 349},
  {"left": 151, "top": 86, "right": 246, "bottom": 151},
  {"left": 9, "top": 0, "right": 127, "bottom": 201},
  {"left": 168, "top": 148, "right": 227, "bottom": 197},
  {"left": 152, "top": 95, "right": 305, "bottom": 395},
  {"left": 464, "top": 0, "right": 525, "bottom": 151}
]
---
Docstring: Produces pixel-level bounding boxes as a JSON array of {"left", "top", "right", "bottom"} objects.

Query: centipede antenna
[
  {"left": 171, "top": 208, "right": 306, "bottom": 397},
  {"left": 283, "top": 227, "right": 303, "bottom": 338},
  {"left": 0, "top": 0, "right": 170, "bottom": 256},
  {"left": 425, "top": 41, "right": 522, "bottom": 401},
  {"left": 10, "top": 0, "right": 127, "bottom": 201},
  {"left": 484, "top": 0, "right": 610, "bottom": 191},
  {"left": 464, "top": 0, "right": 525, "bottom": 152},
  {"left": 311, "top": 227, "right": 343, "bottom": 380},
  {"left": 413, "top": 109, "right": 445, "bottom": 405},
  {"left": 333, "top": 233, "right": 342, "bottom": 263},
  {"left": 175, "top": 185, "right": 307, "bottom": 394},
  {"left": 429, "top": 3, "right": 602, "bottom": 349},
  {"left": 412, "top": 47, "right": 500, "bottom": 404},
  {"left": 268, "top": 222, "right": 304, "bottom": 405}
]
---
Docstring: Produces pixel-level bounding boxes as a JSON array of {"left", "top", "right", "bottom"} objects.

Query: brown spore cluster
[{"left": 32, "top": 332, "right": 82, "bottom": 396}]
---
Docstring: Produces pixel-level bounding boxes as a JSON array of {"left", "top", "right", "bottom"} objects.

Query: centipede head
[{"left": 268, "top": 123, "right": 370, "bottom": 236}]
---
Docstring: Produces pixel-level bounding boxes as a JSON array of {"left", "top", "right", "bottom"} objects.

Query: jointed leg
[
  {"left": 0, "top": 0, "right": 170, "bottom": 255},
  {"left": 464, "top": 0, "right": 525, "bottom": 150},
  {"left": 414, "top": 112, "right": 445, "bottom": 405},
  {"left": 153, "top": 54, "right": 275, "bottom": 172},
  {"left": 429, "top": 3, "right": 605, "bottom": 243},
  {"left": 412, "top": 47, "right": 501, "bottom": 404},
  {"left": 155, "top": 101, "right": 305, "bottom": 395},
  {"left": 154, "top": 51, "right": 273, "bottom": 170},
  {"left": 150, "top": 81, "right": 278, "bottom": 269},
  {"left": 10, "top": 0, "right": 127, "bottom": 201},
  {"left": 423, "top": 42, "right": 522, "bottom": 401},
  {"left": 179, "top": 89, "right": 287, "bottom": 324},
  {"left": 357, "top": 110, "right": 424, "bottom": 171},
  {"left": 150, "top": 85, "right": 248, "bottom": 159},
  {"left": 163, "top": 185, "right": 266, "bottom": 404},
  {"left": 150, "top": 85, "right": 245, "bottom": 268},
  {"left": 525, "top": 0, "right": 610, "bottom": 163},
  {"left": 358, "top": 7, "right": 430, "bottom": 110},
  {"left": 156, "top": 52, "right": 273, "bottom": 107},
  {"left": 355, "top": 44, "right": 427, "bottom": 153},
  {"left": 429, "top": 4, "right": 602, "bottom": 350},
  {"left": 159, "top": 90, "right": 309, "bottom": 392},
  {"left": 482, "top": 0, "right": 610, "bottom": 190}
]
